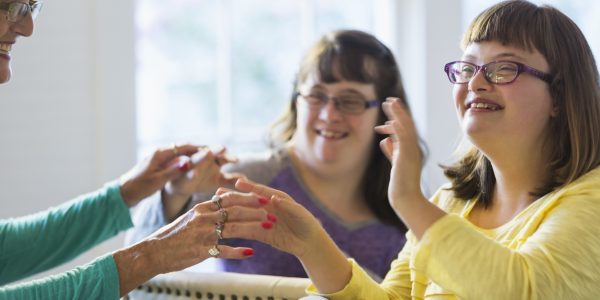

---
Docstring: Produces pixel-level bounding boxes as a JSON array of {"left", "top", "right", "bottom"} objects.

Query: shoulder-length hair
[
  {"left": 269, "top": 30, "right": 423, "bottom": 230},
  {"left": 443, "top": 0, "right": 600, "bottom": 206}
]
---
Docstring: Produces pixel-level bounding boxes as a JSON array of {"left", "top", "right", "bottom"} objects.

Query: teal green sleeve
[
  {"left": 0, "top": 254, "right": 120, "bottom": 300},
  {"left": 0, "top": 181, "right": 133, "bottom": 284}
]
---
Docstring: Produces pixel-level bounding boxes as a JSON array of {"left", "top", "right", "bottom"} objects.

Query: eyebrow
[{"left": 462, "top": 52, "right": 527, "bottom": 62}]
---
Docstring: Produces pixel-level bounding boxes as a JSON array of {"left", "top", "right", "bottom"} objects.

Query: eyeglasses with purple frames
[{"left": 444, "top": 60, "right": 552, "bottom": 85}]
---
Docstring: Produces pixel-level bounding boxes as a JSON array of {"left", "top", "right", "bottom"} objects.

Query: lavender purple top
[{"left": 126, "top": 148, "right": 406, "bottom": 281}]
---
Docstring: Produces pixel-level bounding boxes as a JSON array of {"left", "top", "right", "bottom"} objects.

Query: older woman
[{"left": 0, "top": 2, "right": 270, "bottom": 298}]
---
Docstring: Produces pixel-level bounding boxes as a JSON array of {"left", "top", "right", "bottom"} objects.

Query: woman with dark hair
[
  {"left": 217, "top": 1, "right": 600, "bottom": 298},
  {"left": 128, "top": 29, "right": 421, "bottom": 280}
]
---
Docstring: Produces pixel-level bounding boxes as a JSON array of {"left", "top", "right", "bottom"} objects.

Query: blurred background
[{"left": 1, "top": 0, "right": 598, "bottom": 282}]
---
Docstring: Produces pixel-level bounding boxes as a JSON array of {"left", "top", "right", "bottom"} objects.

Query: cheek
[{"left": 453, "top": 85, "right": 467, "bottom": 114}]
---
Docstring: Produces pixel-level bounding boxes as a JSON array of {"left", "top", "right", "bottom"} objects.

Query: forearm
[
  {"left": 161, "top": 187, "right": 192, "bottom": 222},
  {"left": 392, "top": 195, "right": 446, "bottom": 240},
  {"left": 298, "top": 228, "right": 352, "bottom": 294},
  {"left": 113, "top": 240, "right": 159, "bottom": 297}
]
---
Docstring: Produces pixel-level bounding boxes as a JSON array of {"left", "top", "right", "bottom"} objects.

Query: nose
[
  {"left": 467, "top": 67, "right": 491, "bottom": 92},
  {"left": 318, "top": 98, "right": 343, "bottom": 121},
  {"left": 11, "top": 13, "right": 35, "bottom": 37}
]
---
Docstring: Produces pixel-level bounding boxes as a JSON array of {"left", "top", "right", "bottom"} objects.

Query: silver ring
[
  {"left": 208, "top": 245, "right": 220, "bottom": 258},
  {"left": 211, "top": 195, "right": 223, "bottom": 210},
  {"left": 215, "top": 222, "right": 224, "bottom": 240},
  {"left": 219, "top": 209, "right": 228, "bottom": 223}
]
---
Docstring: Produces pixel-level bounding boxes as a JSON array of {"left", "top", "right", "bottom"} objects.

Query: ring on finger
[
  {"left": 172, "top": 144, "right": 179, "bottom": 156},
  {"left": 218, "top": 209, "right": 228, "bottom": 223},
  {"left": 211, "top": 194, "right": 223, "bottom": 210},
  {"left": 208, "top": 245, "right": 220, "bottom": 258},
  {"left": 215, "top": 222, "right": 225, "bottom": 240}
]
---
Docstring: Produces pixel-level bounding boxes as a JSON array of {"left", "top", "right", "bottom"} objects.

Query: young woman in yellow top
[{"left": 216, "top": 0, "right": 600, "bottom": 298}]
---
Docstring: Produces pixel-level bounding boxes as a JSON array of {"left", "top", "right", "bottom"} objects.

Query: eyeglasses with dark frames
[
  {"left": 443, "top": 60, "right": 552, "bottom": 85},
  {"left": 0, "top": 1, "right": 43, "bottom": 23},
  {"left": 295, "top": 91, "right": 380, "bottom": 115}
]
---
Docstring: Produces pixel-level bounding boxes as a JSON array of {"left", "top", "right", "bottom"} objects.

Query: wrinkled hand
[
  {"left": 216, "top": 179, "right": 327, "bottom": 259},
  {"left": 119, "top": 144, "right": 200, "bottom": 207},
  {"left": 375, "top": 98, "right": 425, "bottom": 209},
  {"left": 114, "top": 193, "right": 272, "bottom": 296},
  {"left": 164, "top": 147, "right": 243, "bottom": 199}
]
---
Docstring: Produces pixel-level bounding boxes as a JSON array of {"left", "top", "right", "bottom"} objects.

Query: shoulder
[
  {"left": 429, "top": 183, "right": 472, "bottom": 214},
  {"left": 223, "top": 147, "right": 289, "bottom": 183}
]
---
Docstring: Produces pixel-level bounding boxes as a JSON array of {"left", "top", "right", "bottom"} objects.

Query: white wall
[
  {"left": 0, "top": 0, "right": 135, "bottom": 282},
  {"left": 0, "top": 0, "right": 460, "bottom": 283}
]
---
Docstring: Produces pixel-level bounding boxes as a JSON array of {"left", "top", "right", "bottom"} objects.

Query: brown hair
[
  {"left": 269, "top": 30, "right": 419, "bottom": 230},
  {"left": 443, "top": 0, "right": 600, "bottom": 206}
]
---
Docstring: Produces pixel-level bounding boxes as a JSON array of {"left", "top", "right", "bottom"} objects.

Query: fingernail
[
  {"left": 261, "top": 221, "right": 273, "bottom": 229},
  {"left": 178, "top": 160, "right": 190, "bottom": 171},
  {"left": 243, "top": 249, "right": 254, "bottom": 256},
  {"left": 258, "top": 197, "right": 269, "bottom": 205},
  {"left": 267, "top": 213, "right": 277, "bottom": 222}
]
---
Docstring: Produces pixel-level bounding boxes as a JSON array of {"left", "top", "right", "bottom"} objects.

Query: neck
[
  {"left": 480, "top": 137, "right": 550, "bottom": 208},
  {"left": 288, "top": 147, "right": 373, "bottom": 221}
]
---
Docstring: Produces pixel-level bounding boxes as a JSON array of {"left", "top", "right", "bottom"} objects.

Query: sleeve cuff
[{"left": 306, "top": 259, "right": 379, "bottom": 298}]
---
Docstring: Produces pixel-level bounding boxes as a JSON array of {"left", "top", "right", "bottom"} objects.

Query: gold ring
[
  {"left": 215, "top": 223, "right": 224, "bottom": 240},
  {"left": 208, "top": 245, "right": 220, "bottom": 258},
  {"left": 219, "top": 209, "right": 228, "bottom": 223},
  {"left": 211, "top": 195, "right": 223, "bottom": 210},
  {"left": 172, "top": 144, "right": 179, "bottom": 156}
]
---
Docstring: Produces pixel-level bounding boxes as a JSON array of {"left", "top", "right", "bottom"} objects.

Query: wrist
[{"left": 113, "top": 240, "right": 159, "bottom": 296}]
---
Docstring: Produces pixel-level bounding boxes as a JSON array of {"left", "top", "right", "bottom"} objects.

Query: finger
[
  {"left": 210, "top": 246, "right": 255, "bottom": 259},
  {"left": 221, "top": 221, "right": 274, "bottom": 241},
  {"left": 193, "top": 206, "right": 272, "bottom": 224},
  {"left": 154, "top": 144, "right": 201, "bottom": 166},
  {"left": 382, "top": 98, "right": 417, "bottom": 135},
  {"left": 199, "top": 191, "right": 266, "bottom": 211},
  {"left": 379, "top": 138, "right": 393, "bottom": 161},
  {"left": 235, "top": 178, "right": 290, "bottom": 199},
  {"left": 219, "top": 172, "right": 247, "bottom": 186}
]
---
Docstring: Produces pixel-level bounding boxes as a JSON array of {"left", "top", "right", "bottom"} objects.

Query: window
[{"left": 136, "top": 0, "right": 390, "bottom": 158}]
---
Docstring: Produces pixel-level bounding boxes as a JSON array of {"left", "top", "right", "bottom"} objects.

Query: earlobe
[{"left": 550, "top": 106, "right": 559, "bottom": 117}]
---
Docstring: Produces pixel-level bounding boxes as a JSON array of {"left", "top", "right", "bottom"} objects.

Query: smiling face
[
  {"left": 291, "top": 72, "right": 379, "bottom": 173},
  {"left": 453, "top": 41, "right": 555, "bottom": 153},
  {"left": 0, "top": 0, "right": 35, "bottom": 83}
]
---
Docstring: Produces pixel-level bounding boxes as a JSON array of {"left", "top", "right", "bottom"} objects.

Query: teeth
[
  {"left": 0, "top": 43, "right": 11, "bottom": 54},
  {"left": 470, "top": 102, "right": 499, "bottom": 110},
  {"left": 319, "top": 130, "right": 345, "bottom": 139}
]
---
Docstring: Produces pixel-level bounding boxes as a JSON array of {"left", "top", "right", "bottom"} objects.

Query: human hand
[
  {"left": 217, "top": 179, "right": 329, "bottom": 260},
  {"left": 119, "top": 144, "right": 200, "bottom": 207},
  {"left": 375, "top": 98, "right": 425, "bottom": 209},
  {"left": 114, "top": 193, "right": 272, "bottom": 296},
  {"left": 162, "top": 147, "right": 245, "bottom": 220}
]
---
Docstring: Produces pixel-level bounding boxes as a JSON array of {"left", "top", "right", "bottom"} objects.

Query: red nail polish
[
  {"left": 243, "top": 249, "right": 254, "bottom": 256},
  {"left": 267, "top": 213, "right": 277, "bottom": 222},
  {"left": 261, "top": 221, "right": 273, "bottom": 229},
  {"left": 178, "top": 161, "right": 190, "bottom": 171},
  {"left": 258, "top": 197, "right": 269, "bottom": 205}
]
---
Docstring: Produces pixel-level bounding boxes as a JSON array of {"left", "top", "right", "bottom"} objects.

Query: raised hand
[
  {"left": 219, "top": 178, "right": 353, "bottom": 293},
  {"left": 375, "top": 97, "right": 425, "bottom": 209},
  {"left": 162, "top": 146, "right": 245, "bottom": 221},
  {"left": 119, "top": 144, "right": 200, "bottom": 207},
  {"left": 216, "top": 179, "right": 324, "bottom": 258}
]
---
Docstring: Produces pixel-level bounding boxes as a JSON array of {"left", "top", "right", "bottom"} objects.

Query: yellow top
[{"left": 308, "top": 166, "right": 600, "bottom": 299}]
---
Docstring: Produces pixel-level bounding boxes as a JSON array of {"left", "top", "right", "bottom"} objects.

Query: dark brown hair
[
  {"left": 443, "top": 0, "right": 600, "bottom": 206},
  {"left": 269, "top": 30, "right": 418, "bottom": 230}
]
